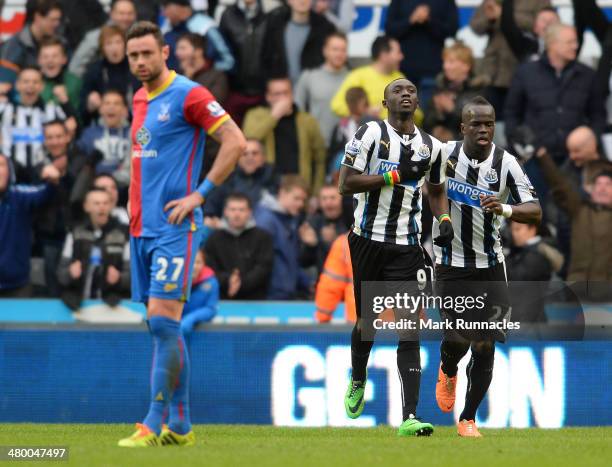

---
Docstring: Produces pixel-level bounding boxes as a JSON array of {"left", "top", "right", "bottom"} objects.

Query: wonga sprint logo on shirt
[
  {"left": 132, "top": 126, "right": 158, "bottom": 159},
  {"left": 447, "top": 178, "right": 493, "bottom": 207}
]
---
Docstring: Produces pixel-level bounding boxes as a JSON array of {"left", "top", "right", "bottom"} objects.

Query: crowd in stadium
[{"left": 0, "top": 0, "right": 610, "bottom": 321}]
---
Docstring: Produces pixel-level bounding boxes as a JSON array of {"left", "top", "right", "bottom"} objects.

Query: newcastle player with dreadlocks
[
  {"left": 433, "top": 96, "right": 541, "bottom": 437},
  {"left": 339, "top": 78, "right": 454, "bottom": 436}
]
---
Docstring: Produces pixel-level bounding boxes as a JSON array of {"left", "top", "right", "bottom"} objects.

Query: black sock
[
  {"left": 440, "top": 339, "right": 470, "bottom": 377},
  {"left": 397, "top": 340, "right": 421, "bottom": 420},
  {"left": 351, "top": 322, "right": 374, "bottom": 382},
  {"left": 460, "top": 342, "right": 495, "bottom": 421}
]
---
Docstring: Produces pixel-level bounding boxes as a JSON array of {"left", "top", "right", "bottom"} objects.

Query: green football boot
[
  {"left": 397, "top": 415, "right": 434, "bottom": 437},
  {"left": 344, "top": 372, "right": 367, "bottom": 419}
]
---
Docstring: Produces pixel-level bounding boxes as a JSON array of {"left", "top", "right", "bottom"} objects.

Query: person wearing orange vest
[{"left": 314, "top": 233, "right": 356, "bottom": 323}]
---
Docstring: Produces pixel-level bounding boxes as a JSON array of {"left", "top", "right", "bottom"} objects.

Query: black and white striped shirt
[
  {"left": 0, "top": 100, "right": 67, "bottom": 183},
  {"left": 341, "top": 120, "right": 445, "bottom": 246},
  {"left": 433, "top": 141, "right": 537, "bottom": 268}
]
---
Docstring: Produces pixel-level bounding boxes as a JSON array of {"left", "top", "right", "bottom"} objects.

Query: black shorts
[
  {"left": 435, "top": 262, "right": 511, "bottom": 342},
  {"left": 348, "top": 231, "right": 432, "bottom": 322}
]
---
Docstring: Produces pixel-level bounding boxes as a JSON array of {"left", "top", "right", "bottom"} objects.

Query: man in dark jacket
[
  {"left": 219, "top": 0, "right": 268, "bottom": 124},
  {"left": 505, "top": 24, "right": 606, "bottom": 206},
  {"left": 33, "top": 120, "right": 87, "bottom": 296},
  {"left": 57, "top": 187, "right": 130, "bottom": 310},
  {"left": 262, "top": 0, "right": 336, "bottom": 84},
  {"left": 205, "top": 193, "right": 274, "bottom": 299},
  {"left": 385, "top": 0, "right": 458, "bottom": 105},
  {"left": 253, "top": 174, "right": 312, "bottom": 299},
  {"left": 204, "top": 138, "right": 279, "bottom": 219},
  {"left": 506, "top": 221, "right": 563, "bottom": 323},
  {"left": 0, "top": 153, "right": 59, "bottom": 297},
  {"left": 505, "top": 24, "right": 606, "bottom": 164}
]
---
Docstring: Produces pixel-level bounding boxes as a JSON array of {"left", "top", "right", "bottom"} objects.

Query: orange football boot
[
  {"left": 457, "top": 419, "right": 482, "bottom": 438},
  {"left": 435, "top": 364, "right": 457, "bottom": 413}
]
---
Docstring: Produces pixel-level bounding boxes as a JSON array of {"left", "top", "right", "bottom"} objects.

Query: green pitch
[{"left": 0, "top": 424, "right": 610, "bottom": 467}]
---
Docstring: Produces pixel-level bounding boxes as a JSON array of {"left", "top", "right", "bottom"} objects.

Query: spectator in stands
[
  {"left": 470, "top": 0, "right": 551, "bottom": 117},
  {"left": 69, "top": 0, "right": 137, "bottom": 79},
  {"left": 33, "top": 120, "right": 86, "bottom": 296},
  {"left": 328, "top": 87, "right": 375, "bottom": 175},
  {"left": 262, "top": 0, "right": 336, "bottom": 84},
  {"left": 58, "top": 0, "right": 107, "bottom": 53},
  {"left": 161, "top": 0, "right": 235, "bottom": 72},
  {"left": 92, "top": 173, "right": 129, "bottom": 227},
  {"left": 254, "top": 175, "right": 312, "bottom": 299},
  {"left": 0, "top": 153, "right": 60, "bottom": 297},
  {"left": 38, "top": 38, "right": 81, "bottom": 116},
  {"left": 506, "top": 221, "right": 563, "bottom": 323},
  {"left": 314, "top": 233, "right": 355, "bottom": 322},
  {"left": 313, "top": 0, "right": 354, "bottom": 33},
  {"left": 295, "top": 32, "right": 349, "bottom": 147},
  {"left": 302, "top": 183, "right": 347, "bottom": 274},
  {"left": 219, "top": 0, "right": 268, "bottom": 125},
  {"left": 77, "top": 90, "right": 131, "bottom": 189},
  {"left": 385, "top": 0, "right": 458, "bottom": 106},
  {"left": 535, "top": 149, "right": 612, "bottom": 300},
  {"left": 0, "top": 67, "right": 76, "bottom": 183},
  {"left": 181, "top": 249, "right": 219, "bottom": 334},
  {"left": 204, "top": 138, "right": 279, "bottom": 219},
  {"left": 175, "top": 33, "right": 229, "bottom": 104},
  {"left": 572, "top": 0, "right": 612, "bottom": 152},
  {"left": 505, "top": 23, "right": 606, "bottom": 202},
  {"left": 133, "top": 0, "right": 162, "bottom": 22},
  {"left": 330, "top": 36, "right": 404, "bottom": 121},
  {"left": 57, "top": 187, "right": 130, "bottom": 310},
  {"left": 563, "top": 126, "right": 608, "bottom": 195},
  {"left": 205, "top": 193, "right": 274, "bottom": 299},
  {"left": 501, "top": 0, "right": 559, "bottom": 64},
  {"left": 243, "top": 77, "right": 326, "bottom": 193},
  {"left": 0, "top": 0, "right": 63, "bottom": 90},
  {"left": 423, "top": 41, "right": 488, "bottom": 142},
  {"left": 80, "top": 25, "right": 140, "bottom": 125}
]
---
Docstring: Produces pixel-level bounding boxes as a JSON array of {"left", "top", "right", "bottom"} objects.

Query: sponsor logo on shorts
[{"left": 164, "top": 283, "right": 178, "bottom": 292}]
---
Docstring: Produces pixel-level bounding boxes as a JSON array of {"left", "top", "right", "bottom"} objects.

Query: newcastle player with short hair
[
  {"left": 433, "top": 96, "right": 541, "bottom": 437},
  {"left": 339, "top": 78, "right": 453, "bottom": 436}
]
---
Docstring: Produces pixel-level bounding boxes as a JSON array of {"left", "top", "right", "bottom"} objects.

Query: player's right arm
[
  {"left": 338, "top": 124, "right": 430, "bottom": 195},
  {"left": 338, "top": 124, "right": 386, "bottom": 195},
  {"left": 165, "top": 87, "right": 246, "bottom": 225}
]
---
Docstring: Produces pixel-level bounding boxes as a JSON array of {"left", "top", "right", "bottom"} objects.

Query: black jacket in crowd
[
  {"left": 505, "top": 55, "right": 607, "bottom": 161},
  {"left": 500, "top": 0, "right": 541, "bottom": 63},
  {"left": 385, "top": 0, "right": 458, "bottom": 83},
  {"left": 506, "top": 239, "right": 554, "bottom": 323},
  {"left": 261, "top": 6, "right": 336, "bottom": 80},
  {"left": 219, "top": 1, "right": 269, "bottom": 96},
  {"left": 204, "top": 221, "right": 274, "bottom": 300},
  {"left": 57, "top": 217, "right": 129, "bottom": 310}
]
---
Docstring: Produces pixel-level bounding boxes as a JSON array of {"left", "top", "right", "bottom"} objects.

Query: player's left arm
[
  {"left": 165, "top": 87, "right": 246, "bottom": 225},
  {"left": 480, "top": 157, "right": 542, "bottom": 225}
]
